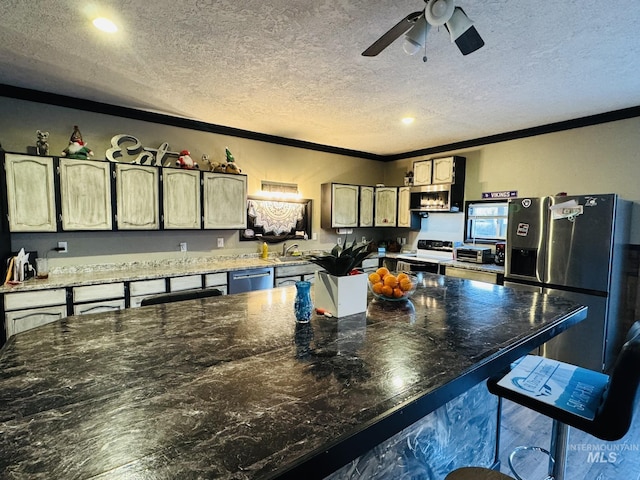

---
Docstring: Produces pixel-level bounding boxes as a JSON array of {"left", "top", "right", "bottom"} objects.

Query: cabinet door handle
[{"left": 231, "top": 272, "right": 272, "bottom": 280}]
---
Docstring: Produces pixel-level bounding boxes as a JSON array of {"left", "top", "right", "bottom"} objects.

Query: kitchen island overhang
[{"left": 0, "top": 274, "right": 587, "bottom": 479}]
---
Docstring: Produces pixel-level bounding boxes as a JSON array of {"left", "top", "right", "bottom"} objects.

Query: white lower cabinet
[
  {"left": 444, "top": 266, "right": 499, "bottom": 284},
  {"left": 205, "top": 272, "right": 228, "bottom": 295},
  {"left": 169, "top": 275, "right": 203, "bottom": 292},
  {"left": 129, "top": 278, "right": 168, "bottom": 308},
  {"left": 5, "top": 305, "right": 68, "bottom": 337},
  {"left": 275, "top": 276, "right": 301, "bottom": 287},
  {"left": 72, "top": 283, "right": 125, "bottom": 316},
  {"left": 361, "top": 257, "right": 379, "bottom": 274},
  {"left": 74, "top": 300, "right": 125, "bottom": 316},
  {"left": 4, "top": 288, "right": 68, "bottom": 337},
  {"left": 275, "top": 264, "right": 320, "bottom": 287}
]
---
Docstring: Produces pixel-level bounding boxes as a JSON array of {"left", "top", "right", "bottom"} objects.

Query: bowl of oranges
[{"left": 367, "top": 268, "right": 417, "bottom": 302}]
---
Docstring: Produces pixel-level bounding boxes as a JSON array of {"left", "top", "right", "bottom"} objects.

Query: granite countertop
[
  {"left": 0, "top": 255, "right": 313, "bottom": 293},
  {"left": 0, "top": 274, "right": 586, "bottom": 479}
]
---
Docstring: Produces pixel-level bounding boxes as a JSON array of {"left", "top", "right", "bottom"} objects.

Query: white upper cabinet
[
  {"left": 397, "top": 186, "right": 411, "bottom": 228},
  {"left": 59, "top": 158, "right": 113, "bottom": 231},
  {"left": 203, "top": 173, "right": 247, "bottom": 229},
  {"left": 321, "top": 183, "right": 359, "bottom": 228},
  {"left": 115, "top": 163, "right": 160, "bottom": 230},
  {"left": 359, "top": 185, "right": 374, "bottom": 227},
  {"left": 432, "top": 156, "right": 455, "bottom": 184},
  {"left": 163, "top": 168, "right": 201, "bottom": 229},
  {"left": 413, "top": 159, "right": 432, "bottom": 186},
  {"left": 374, "top": 186, "right": 398, "bottom": 227},
  {"left": 4, "top": 154, "right": 57, "bottom": 232}
]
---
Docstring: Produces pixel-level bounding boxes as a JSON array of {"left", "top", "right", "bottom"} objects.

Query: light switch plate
[
  {"left": 179, "top": 242, "right": 187, "bottom": 252},
  {"left": 217, "top": 238, "right": 224, "bottom": 248}
]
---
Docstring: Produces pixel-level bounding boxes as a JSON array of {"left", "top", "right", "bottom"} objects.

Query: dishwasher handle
[{"left": 231, "top": 271, "right": 272, "bottom": 281}]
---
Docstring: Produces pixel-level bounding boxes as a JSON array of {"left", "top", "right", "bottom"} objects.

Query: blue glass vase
[{"left": 294, "top": 280, "right": 313, "bottom": 323}]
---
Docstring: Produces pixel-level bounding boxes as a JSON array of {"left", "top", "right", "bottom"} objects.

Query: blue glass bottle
[{"left": 294, "top": 280, "right": 313, "bottom": 323}]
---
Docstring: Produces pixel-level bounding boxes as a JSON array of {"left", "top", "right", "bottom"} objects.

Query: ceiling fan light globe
[
  {"left": 425, "top": 0, "right": 454, "bottom": 26},
  {"left": 403, "top": 38, "right": 422, "bottom": 55},
  {"left": 402, "top": 16, "right": 430, "bottom": 56}
]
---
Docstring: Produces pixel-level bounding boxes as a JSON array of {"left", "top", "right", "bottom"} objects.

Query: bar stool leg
[{"left": 549, "top": 420, "right": 569, "bottom": 480}]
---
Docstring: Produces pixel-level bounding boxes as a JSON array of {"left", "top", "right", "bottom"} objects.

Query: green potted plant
[{"left": 307, "top": 239, "right": 371, "bottom": 317}]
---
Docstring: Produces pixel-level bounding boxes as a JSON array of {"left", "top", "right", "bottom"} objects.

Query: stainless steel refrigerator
[{"left": 505, "top": 194, "right": 631, "bottom": 372}]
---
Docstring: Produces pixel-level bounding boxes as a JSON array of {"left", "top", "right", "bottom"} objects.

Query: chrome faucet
[{"left": 283, "top": 243, "right": 299, "bottom": 256}]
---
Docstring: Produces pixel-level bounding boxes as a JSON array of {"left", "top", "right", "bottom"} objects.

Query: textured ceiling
[{"left": 1, "top": 0, "right": 639, "bottom": 155}]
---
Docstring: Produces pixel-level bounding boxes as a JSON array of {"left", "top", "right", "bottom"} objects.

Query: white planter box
[{"left": 314, "top": 271, "right": 367, "bottom": 318}]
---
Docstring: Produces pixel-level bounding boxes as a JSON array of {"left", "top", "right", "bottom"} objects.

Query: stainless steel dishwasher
[{"left": 228, "top": 267, "right": 274, "bottom": 294}]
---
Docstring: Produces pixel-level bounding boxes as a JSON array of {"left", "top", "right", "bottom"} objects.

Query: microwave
[{"left": 455, "top": 246, "right": 492, "bottom": 264}]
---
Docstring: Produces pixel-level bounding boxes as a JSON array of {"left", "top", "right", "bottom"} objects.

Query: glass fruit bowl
[{"left": 367, "top": 270, "right": 417, "bottom": 302}]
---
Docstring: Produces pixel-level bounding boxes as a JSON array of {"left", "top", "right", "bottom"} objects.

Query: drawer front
[
  {"left": 169, "top": 275, "right": 202, "bottom": 292},
  {"left": 4, "top": 288, "right": 67, "bottom": 311},
  {"left": 275, "top": 276, "right": 301, "bottom": 287},
  {"left": 74, "top": 299, "right": 125, "bottom": 316},
  {"left": 445, "top": 266, "right": 498, "bottom": 284},
  {"left": 303, "top": 274, "right": 316, "bottom": 284},
  {"left": 73, "top": 283, "right": 125, "bottom": 303},
  {"left": 275, "top": 264, "right": 318, "bottom": 278},
  {"left": 5, "top": 305, "right": 68, "bottom": 337},
  {"left": 204, "top": 272, "right": 227, "bottom": 287},
  {"left": 129, "top": 279, "right": 167, "bottom": 297},
  {"left": 362, "top": 257, "right": 379, "bottom": 269}
]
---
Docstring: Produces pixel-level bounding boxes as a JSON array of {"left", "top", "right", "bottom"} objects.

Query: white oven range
[{"left": 395, "top": 239, "right": 454, "bottom": 274}]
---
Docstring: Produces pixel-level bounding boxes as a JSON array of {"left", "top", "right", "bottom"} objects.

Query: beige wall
[
  {"left": 1, "top": 97, "right": 392, "bottom": 266},
  {"left": 2, "top": 96, "right": 639, "bottom": 266},
  {"left": 385, "top": 117, "right": 640, "bottom": 242}
]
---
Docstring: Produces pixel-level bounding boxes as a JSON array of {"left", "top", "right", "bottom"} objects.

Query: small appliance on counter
[{"left": 454, "top": 245, "right": 492, "bottom": 264}]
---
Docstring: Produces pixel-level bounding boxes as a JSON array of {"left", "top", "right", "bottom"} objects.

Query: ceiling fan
[{"left": 362, "top": 0, "right": 484, "bottom": 60}]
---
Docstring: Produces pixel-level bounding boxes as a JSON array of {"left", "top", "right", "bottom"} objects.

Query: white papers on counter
[
  {"left": 497, "top": 355, "right": 609, "bottom": 420},
  {"left": 4, "top": 248, "right": 30, "bottom": 285}
]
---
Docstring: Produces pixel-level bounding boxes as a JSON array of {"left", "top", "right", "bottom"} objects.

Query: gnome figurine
[
  {"left": 224, "top": 146, "right": 241, "bottom": 174},
  {"left": 61, "top": 125, "right": 93, "bottom": 160}
]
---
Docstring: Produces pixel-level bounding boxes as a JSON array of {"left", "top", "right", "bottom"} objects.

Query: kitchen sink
[{"left": 272, "top": 256, "right": 307, "bottom": 263}]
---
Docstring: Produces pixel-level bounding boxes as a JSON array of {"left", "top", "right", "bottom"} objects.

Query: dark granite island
[{"left": 0, "top": 274, "right": 586, "bottom": 479}]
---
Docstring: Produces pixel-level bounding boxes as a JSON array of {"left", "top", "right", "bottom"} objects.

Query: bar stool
[
  {"left": 140, "top": 288, "right": 222, "bottom": 306},
  {"left": 447, "top": 321, "right": 640, "bottom": 480}
]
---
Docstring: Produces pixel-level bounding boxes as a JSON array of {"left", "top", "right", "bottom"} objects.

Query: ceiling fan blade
[{"left": 362, "top": 11, "right": 423, "bottom": 57}]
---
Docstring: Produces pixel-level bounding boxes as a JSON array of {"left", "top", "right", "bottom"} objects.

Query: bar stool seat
[{"left": 448, "top": 320, "right": 640, "bottom": 480}]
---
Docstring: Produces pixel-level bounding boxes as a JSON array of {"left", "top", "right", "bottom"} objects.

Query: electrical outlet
[
  {"left": 57, "top": 241, "right": 68, "bottom": 253},
  {"left": 217, "top": 238, "right": 224, "bottom": 248},
  {"left": 312, "top": 232, "right": 318, "bottom": 241},
  {"left": 179, "top": 242, "right": 187, "bottom": 252}
]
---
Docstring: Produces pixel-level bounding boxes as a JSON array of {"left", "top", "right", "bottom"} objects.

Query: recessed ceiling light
[
  {"left": 93, "top": 17, "right": 118, "bottom": 33},
  {"left": 402, "top": 117, "right": 415, "bottom": 125}
]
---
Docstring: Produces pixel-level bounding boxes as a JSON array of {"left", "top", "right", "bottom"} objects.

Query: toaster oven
[{"left": 455, "top": 246, "right": 492, "bottom": 264}]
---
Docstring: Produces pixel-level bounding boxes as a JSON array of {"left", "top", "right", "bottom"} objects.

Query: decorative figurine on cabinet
[
  {"left": 204, "top": 154, "right": 226, "bottom": 173},
  {"left": 203, "top": 147, "right": 241, "bottom": 173},
  {"left": 61, "top": 125, "right": 93, "bottom": 160},
  {"left": 176, "top": 150, "right": 199, "bottom": 169},
  {"left": 36, "top": 130, "right": 50, "bottom": 156},
  {"left": 224, "top": 146, "right": 241, "bottom": 174}
]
